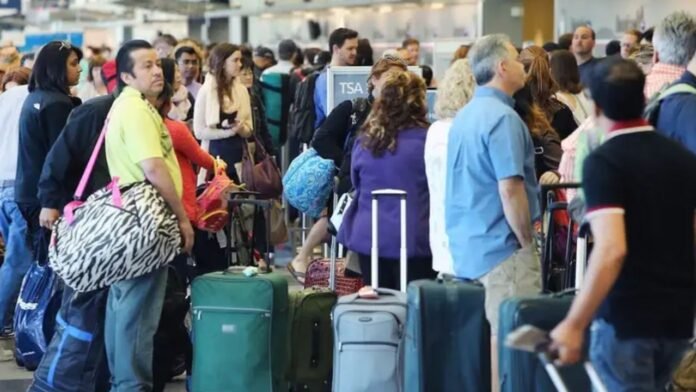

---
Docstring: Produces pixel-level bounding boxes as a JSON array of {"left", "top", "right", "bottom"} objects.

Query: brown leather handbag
[{"left": 241, "top": 135, "right": 283, "bottom": 199}]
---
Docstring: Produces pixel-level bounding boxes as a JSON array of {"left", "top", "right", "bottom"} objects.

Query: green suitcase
[
  {"left": 286, "top": 287, "right": 337, "bottom": 391},
  {"left": 191, "top": 270, "right": 289, "bottom": 392}
]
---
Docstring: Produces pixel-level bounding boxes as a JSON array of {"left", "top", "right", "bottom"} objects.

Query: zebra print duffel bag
[{"left": 49, "top": 180, "right": 181, "bottom": 292}]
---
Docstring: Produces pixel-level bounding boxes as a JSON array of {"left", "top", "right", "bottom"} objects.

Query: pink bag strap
[{"left": 73, "top": 115, "right": 111, "bottom": 201}]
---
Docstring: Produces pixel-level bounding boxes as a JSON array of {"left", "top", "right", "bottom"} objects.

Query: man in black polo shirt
[{"left": 551, "top": 57, "right": 696, "bottom": 391}]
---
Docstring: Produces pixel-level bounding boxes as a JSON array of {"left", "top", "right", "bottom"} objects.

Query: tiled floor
[{"left": 0, "top": 245, "right": 301, "bottom": 392}]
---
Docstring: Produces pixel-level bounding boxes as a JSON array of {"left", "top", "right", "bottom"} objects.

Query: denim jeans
[
  {"left": 590, "top": 319, "right": 690, "bottom": 392},
  {"left": 0, "top": 185, "right": 33, "bottom": 329},
  {"left": 105, "top": 267, "right": 168, "bottom": 392}
]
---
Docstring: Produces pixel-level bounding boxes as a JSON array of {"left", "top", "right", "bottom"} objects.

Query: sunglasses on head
[{"left": 57, "top": 41, "right": 73, "bottom": 51}]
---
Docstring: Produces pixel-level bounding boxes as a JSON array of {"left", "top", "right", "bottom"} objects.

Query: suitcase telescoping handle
[
  {"left": 574, "top": 222, "right": 591, "bottom": 289},
  {"left": 538, "top": 352, "right": 608, "bottom": 392},
  {"left": 371, "top": 189, "right": 407, "bottom": 292}
]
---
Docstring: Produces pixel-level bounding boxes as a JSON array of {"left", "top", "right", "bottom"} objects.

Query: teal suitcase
[
  {"left": 405, "top": 278, "right": 491, "bottom": 392},
  {"left": 191, "top": 270, "right": 289, "bottom": 392},
  {"left": 498, "top": 292, "right": 591, "bottom": 392}
]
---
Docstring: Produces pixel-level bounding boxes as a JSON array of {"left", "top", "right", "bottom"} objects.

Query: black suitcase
[{"left": 405, "top": 277, "right": 491, "bottom": 392}]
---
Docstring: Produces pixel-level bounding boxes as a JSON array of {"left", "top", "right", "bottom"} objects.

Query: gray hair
[
  {"left": 435, "top": 59, "right": 476, "bottom": 119},
  {"left": 653, "top": 11, "right": 696, "bottom": 66},
  {"left": 468, "top": 34, "right": 512, "bottom": 85}
]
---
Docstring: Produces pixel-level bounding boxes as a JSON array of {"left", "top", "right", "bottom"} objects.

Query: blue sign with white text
[{"left": 19, "top": 33, "right": 84, "bottom": 54}]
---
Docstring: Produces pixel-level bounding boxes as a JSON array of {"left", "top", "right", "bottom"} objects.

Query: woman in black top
[
  {"left": 17, "top": 41, "right": 83, "bottom": 257},
  {"left": 519, "top": 46, "right": 577, "bottom": 139},
  {"left": 287, "top": 56, "right": 408, "bottom": 282},
  {"left": 513, "top": 83, "right": 562, "bottom": 180}
]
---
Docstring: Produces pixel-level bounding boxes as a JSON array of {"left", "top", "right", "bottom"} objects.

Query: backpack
[
  {"left": 288, "top": 72, "right": 320, "bottom": 144},
  {"left": 644, "top": 82, "right": 696, "bottom": 125},
  {"left": 260, "top": 73, "right": 291, "bottom": 148}
]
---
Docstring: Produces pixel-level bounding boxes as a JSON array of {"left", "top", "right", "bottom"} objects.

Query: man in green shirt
[{"left": 104, "top": 40, "right": 193, "bottom": 391}]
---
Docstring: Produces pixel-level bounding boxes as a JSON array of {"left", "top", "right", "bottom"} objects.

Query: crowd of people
[{"left": 0, "top": 9, "right": 693, "bottom": 392}]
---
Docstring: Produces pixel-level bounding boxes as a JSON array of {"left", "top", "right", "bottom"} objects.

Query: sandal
[{"left": 286, "top": 262, "right": 306, "bottom": 284}]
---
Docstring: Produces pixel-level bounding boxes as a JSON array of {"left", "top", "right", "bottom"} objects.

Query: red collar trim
[{"left": 608, "top": 119, "right": 650, "bottom": 132}]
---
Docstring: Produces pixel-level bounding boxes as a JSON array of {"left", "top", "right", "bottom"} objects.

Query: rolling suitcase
[
  {"left": 498, "top": 223, "right": 593, "bottom": 392},
  {"left": 286, "top": 236, "right": 340, "bottom": 391},
  {"left": 404, "top": 276, "right": 491, "bottom": 392},
  {"left": 191, "top": 195, "right": 288, "bottom": 392},
  {"left": 331, "top": 189, "right": 408, "bottom": 392}
]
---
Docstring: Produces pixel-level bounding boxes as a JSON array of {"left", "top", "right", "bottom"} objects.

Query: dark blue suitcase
[
  {"left": 405, "top": 278, "right": 491, "bottom": 392},
  {"left": 29, "top": 287, "right": 110, "bottom": 392},
  {"left": 498, "top": 292, "right": 591, "bottom": 392}
]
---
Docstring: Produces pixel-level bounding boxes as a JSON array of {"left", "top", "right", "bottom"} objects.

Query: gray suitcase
[{"left": 331, "top": 189, "right": 409, "bottom": 392}]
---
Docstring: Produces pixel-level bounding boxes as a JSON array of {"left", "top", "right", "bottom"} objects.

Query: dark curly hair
[{"left": 361, "top": 71, "right": 429, "bottom": 156}]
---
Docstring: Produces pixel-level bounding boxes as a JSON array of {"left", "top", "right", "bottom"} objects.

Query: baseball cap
[{"left": 254, "top": 46, "right": 276, "bottom": 62}]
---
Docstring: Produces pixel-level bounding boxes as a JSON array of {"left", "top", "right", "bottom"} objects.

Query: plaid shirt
[{"left": 644, "top": 63, "right": 686, "bottom": 99}]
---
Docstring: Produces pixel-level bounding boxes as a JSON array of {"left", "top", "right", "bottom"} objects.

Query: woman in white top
[
  {"left": 77, "top": 56, "right": 107, "bottom": 102},
  {"left": 423, "top": 59, "right": 476, "bottom": 276},
  {"left": 193, "top": 43, "right": 253, "bottom": 184},
  {"left": 549, "top": 50, "right": 592, "bottom": 126}
]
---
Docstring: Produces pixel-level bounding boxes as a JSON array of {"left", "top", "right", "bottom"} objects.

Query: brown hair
[
  {"left": 519, "top": 46, "right": 562, "bottom": 119},
  {"left": 367, "top": 56, "right": 408, "bottom": 95},
  {"left": 514, "top": 83, "right": 556, "bottom": 139},
  {"left": 361, "top": 71, "right": 429, "bottom": 156},
  {"left": 402, "top": 38, "right": 420, "bottom": 48},
  {"left": 208, "top": 43, "right": 241, "bottom": 106},
  {"left": 625, "top": 28, "right": 643, "bottom": 41},
  {"left": 1, "top": 66, "right": 31, "bottom": 92},
  {"left": 549, "top": 49, "right": 583, "bottom": 94},
  {"left": 87, "top": 55, "right": 107, "bottom": 82},
  {"left": 451, "top": 44, "right": 471, "bottom": 63}
]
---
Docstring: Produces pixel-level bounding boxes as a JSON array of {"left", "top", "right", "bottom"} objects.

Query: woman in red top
[{"left": 160, "top": 59, "right": 218, "bottom": 222}]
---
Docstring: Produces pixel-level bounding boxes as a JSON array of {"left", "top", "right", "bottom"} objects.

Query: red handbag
[{"left": 195, "top": 162, "right": 236, "bottom": 232}]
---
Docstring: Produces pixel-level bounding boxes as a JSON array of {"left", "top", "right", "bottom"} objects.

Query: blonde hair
[{"left": 435, "top": 59, "right": 476, "bottom": 119}]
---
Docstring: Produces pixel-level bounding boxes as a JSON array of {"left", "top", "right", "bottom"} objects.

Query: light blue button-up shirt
[{"left": 445, "top": 86, "right": 540, "bottom": 279}]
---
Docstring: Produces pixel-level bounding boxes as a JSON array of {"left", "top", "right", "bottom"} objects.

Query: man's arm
[
  {"left": 139, "top": 158, "right": 194, "bottom": 254},
  {"left": 499, "top": 177, "right": 533, "bottom": 247},
  {"left": 551, "top": 213, "right": 627, "bottom": 364}
]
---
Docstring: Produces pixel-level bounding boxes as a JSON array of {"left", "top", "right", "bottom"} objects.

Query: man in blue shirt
[
  {"left": 572, "top": 26, "right": 600, "bottom": 85},
  {"left": 313, "top": 28, "right": 358, "bottom": 129},
  {"left": 445, "top": 33, "right": 540, "bottom": 390},
  {"left": 656, "top": 50, "right": 696, "bottom": 154}
]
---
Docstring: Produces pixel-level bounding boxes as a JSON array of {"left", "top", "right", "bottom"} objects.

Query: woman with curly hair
[
  {"left": 424, "top": 59, "right": 476, "bottom": 276},
  {"left": 337, "top": 71, "right": 435, "bottom": 290},
  {"left": 519, "top": 46, "right": 577, "bottom": 139}
]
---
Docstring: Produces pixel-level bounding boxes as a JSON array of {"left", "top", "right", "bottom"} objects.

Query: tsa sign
[
  {"left": 426, "top": 89, "right": 438, "bottom": 123},
  {"left": 327, "top": 66, "right": 422, "bottom": 113},
  {"left": 0, "top": 0, "right": 21, "bottom": 16}
]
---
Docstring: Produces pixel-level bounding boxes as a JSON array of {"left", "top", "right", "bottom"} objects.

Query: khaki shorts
[{"left": 479, "top": 245, "right": 541, "bottom": 334}]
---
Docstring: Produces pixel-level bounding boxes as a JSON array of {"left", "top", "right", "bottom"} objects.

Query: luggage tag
[{"left": 215, "top": 230, "right": 227, "bottom": 248}]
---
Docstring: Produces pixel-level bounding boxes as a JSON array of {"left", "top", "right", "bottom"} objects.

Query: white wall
[{"left": 555, "top": 0, "right": 696, "bottom": 39}]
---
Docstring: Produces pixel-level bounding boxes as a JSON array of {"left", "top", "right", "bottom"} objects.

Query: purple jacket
[{"left": 338, "top": 127, "right": 431, "bottom": 259}]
